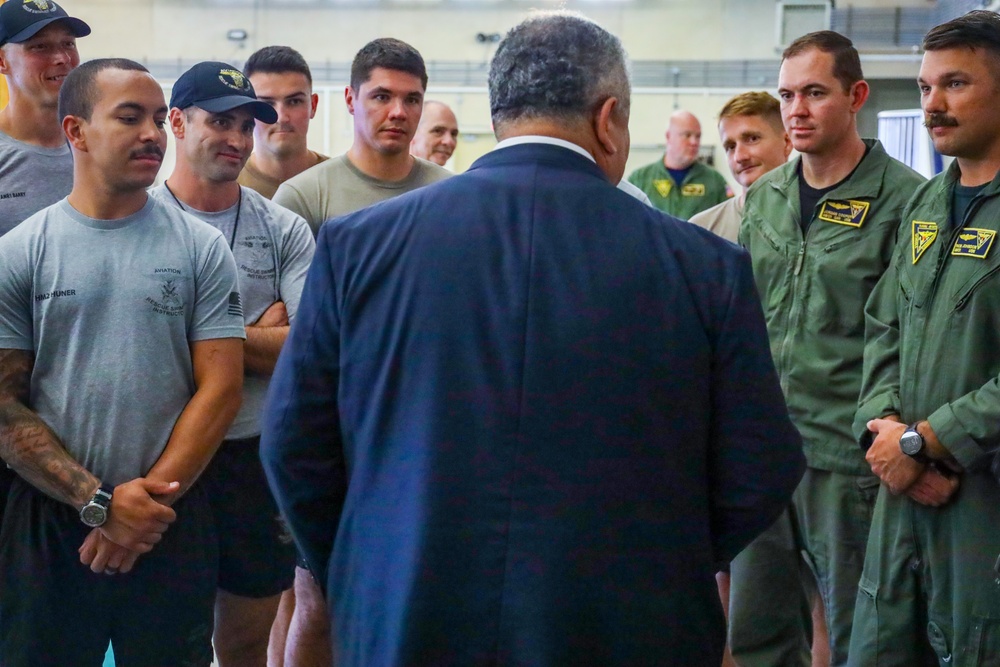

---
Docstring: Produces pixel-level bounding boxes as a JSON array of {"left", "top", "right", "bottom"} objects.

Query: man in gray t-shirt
[
  {"left": 0, "top": 0, "right": 91, "bottom": 236},
  {"left": 149, "top": 59, "right": 314, "bottom": 667},
  {"left": 0, "top": 59, "right": 245, "bottom": 667}
]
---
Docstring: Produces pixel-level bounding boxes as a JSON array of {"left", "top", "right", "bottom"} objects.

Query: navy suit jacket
[{"left": 261, "top": 143, "right": 804, "bottom": 666}]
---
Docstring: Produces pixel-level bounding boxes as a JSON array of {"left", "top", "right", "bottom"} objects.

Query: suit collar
[{"left": 469, "top": 142, "right": 610, "bottom": 182}]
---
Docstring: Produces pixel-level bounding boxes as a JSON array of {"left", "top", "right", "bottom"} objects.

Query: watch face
[
  {"left": 900, "top": 430, "right": 923, "bottom": 457},
  {"left": 80, "top": 503, "right": 107, "bottom": 527}
]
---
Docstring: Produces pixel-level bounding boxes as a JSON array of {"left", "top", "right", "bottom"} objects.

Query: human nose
[
  {"left": 785, "top": 94, "right": 807, "bottom": 118},
  {"left": 387, "top": 99, "right": 407, "bottom": 120},
  {"left": 922, "top": 86, "right": 944, "bottom": 114}
]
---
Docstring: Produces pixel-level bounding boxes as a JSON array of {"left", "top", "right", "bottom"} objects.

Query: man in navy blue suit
[{"left": 261, "top": 11, "right": 805, "bottom": 666}]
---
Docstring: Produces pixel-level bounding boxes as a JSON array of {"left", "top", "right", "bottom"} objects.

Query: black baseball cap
[
  {"left": 169, "top": 61, "right": 278, "bottom": 124},
  {"left": 0, "top": 0, "right": 90, "bottom": 47}
]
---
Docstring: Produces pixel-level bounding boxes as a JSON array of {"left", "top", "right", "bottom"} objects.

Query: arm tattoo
[{"left": 0, "top": 350, "right": 99, "bottom": 508}]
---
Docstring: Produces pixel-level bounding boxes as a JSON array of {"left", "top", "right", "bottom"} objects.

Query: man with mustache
[
  {"left": 410, "top": 100, "right": 459, "bottom": 167},
  {"left": 0, "top": 58, "right": 245, "bottom": 666},
  {"left": 240, "top": 46, "right": 328, "bottom": 200},
  {"left": 738, "top": 31, "right": 924, "bottom": 667},
  {"left": 272, "top": 37, "right": 449, "bottom": 666},
  {"left": 274, "top": 37, "right": 449, "bottom": 236},
  {"left": 149, "top": 61, "right": 315, "bottom": 667},
  {"left": 850, "top": 11, "right": 1000, "bottom": 666}
]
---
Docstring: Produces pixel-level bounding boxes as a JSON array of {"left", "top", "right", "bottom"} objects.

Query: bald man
[
  {"left": 628, "top": 109, "right": 731, "bottom": 219},
  {"left": 410, "top": 100, "right": 458, "bottom": 167}
]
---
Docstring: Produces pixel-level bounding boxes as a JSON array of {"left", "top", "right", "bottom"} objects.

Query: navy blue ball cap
[
  {"left": 169, "top": 61, "right": 278, "bottom": 124},
  {"left": 0, "top": 0, "right": 90, "bottom": 47}
]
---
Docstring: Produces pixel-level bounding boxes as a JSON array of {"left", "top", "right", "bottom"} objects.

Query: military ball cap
[
  {"left": 0, "top": 0, "right": 91, "bottom": 47},
  {"left": 169, "top": 61, "right": 278, "bottom": 124}
]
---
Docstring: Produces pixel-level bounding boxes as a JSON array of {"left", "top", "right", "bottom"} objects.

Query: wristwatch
[
  {"left": 899, "top": 423, "right": 928, "bottom": 462},
  {"left": 79, "top": 484, "right": 114, "bottom": 527}
]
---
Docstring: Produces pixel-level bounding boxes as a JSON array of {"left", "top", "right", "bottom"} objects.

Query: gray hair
[{"left": 488, "top": 11, "right": 630, "bottom": 130}]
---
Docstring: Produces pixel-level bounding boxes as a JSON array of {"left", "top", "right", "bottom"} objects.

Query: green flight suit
[
  {"left": 737, "top": 140, "right": 925, "bottom": 666},
  {"left": 627, "top": 158, "right": 730, "bottom": 219},
  {"left": 849, "top": 163, "right": 1000, "bottom": 667}
]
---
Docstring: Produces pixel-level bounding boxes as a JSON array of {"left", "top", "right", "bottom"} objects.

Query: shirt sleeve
[
  {"left": 190, "top": 235, "right": 247, "bottom": 342},
  {"left": 260, "top": 221, "right": 346, "bottom": 583},
  {"left": 273, "top": 183, "right": 320, "bottom": 236},
  {"left": 277, "top": 214, "right": 316, "bottom": 322},
  {"left": 854, "top": 247, "right": 904, "bottom": 448},
  {"left": 0, "top": 242, "right": 34, "bottom": 351},
  {"left": 707, "top": 250, "right": 806, "bottom": 565}
]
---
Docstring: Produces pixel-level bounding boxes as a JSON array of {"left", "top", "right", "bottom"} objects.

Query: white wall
[{"left": 73, "top": 0, "right": 922, "bottom": 184}]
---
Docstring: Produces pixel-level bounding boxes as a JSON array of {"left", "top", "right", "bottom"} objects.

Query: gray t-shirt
[
  {"left": 0, "top": 197, "right": 246, "bottom": 485},
  {"left": 273, "top": 154, "right": 451, "bottom": 235},
  {"left": 0, "top": 129, "right": 74, "bottom": 237},
  {"left": 149, "top": 185, "right": 315, "bottom": 439}
]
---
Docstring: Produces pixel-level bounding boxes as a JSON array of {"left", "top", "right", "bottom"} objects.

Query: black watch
[
  {"left": 899, "top": 423, "right": 928, "bottom": 462},
  {"left": 80, "top": 484, "right": 114, "bottom": 528}
]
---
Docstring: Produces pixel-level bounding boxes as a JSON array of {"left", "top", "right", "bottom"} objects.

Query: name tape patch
[
  {"left": 681, "top": 183, "right": 706, "bottom": 197},
  {"left": 951, "top": 228, "right": 996, "bottom": 259},
  {"left": 912, "top": 221, "right": 938, "bottom": 264},
  {"left": 818, "top": 199, "right": 870, "bottom": 228}
]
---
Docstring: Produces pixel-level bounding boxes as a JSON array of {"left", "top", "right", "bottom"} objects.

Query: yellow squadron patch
[
  {"left": 912, "top": 221, "right": 937, "bottom": 264},
  {"left": 653, "top": 179, "right": 672, "bottom": 198},
  {"left": 817, "top": 199, "right": 870, "bottom": 228},
  {"left": 681, "top": 183, "right": 706, "bottom": 197},
  {"left": 951, "top": 228, "right": 996, "bottom": 259}
]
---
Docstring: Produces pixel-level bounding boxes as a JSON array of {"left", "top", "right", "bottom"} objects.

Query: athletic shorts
[
  {"left": 0, "top": 477, "right": 218, "bottom": 667},
  {"left": 201, "top": 435, "right": 296, "bottom": 597}
]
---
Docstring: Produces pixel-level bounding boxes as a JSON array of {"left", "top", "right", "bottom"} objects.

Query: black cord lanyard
[{"left": 163, "top": 181, "right": 242, "bottom": 249}]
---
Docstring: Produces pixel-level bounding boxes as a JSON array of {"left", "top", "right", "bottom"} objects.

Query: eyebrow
[
  {"left": 918, "top": 70, "right": 967, "bottom": 83},
  {"left": 113, "top": 102, "right": 167, "bottom": 115},
  {"left": 258, "top": 92, "right": 308, "bottom": 101}
]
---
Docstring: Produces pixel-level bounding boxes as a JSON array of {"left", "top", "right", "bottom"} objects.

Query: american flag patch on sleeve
[{"left": 228, "top": 292, "right": 243, "bottom": 317}]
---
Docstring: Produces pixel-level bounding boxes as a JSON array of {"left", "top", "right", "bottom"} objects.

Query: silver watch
[{"left": 80, "top": 484, "right": 114, "bottom": 527}]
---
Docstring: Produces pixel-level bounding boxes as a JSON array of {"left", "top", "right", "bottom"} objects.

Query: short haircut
[
  {"left": 58, "top": 58, "right": 149, "bottom": 122},
  {"left": 244, "top": 45, "right": 313, "bottom": 86},
  {"left": 488, "top": 11, "right": 630, "bottom": 130},
  {"left": 782, "top": 30, "right": 863, "bottom": 91},
  {"left": 923, "top": 9, "right": 1000, "bottom": 61},
  {"left": 719, "top": 91, "right": 783, "bottom": 132},
  {"left": 350, "top": 38, "right": 427, "bottom": 91}
]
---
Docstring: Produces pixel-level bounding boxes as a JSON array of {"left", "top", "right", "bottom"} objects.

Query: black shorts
[
  {"left": 0, "top": 477, "right": 218, "bottom": 667},
  {"left": 201, "top": 435, "right": 296, "bottom": 597}
]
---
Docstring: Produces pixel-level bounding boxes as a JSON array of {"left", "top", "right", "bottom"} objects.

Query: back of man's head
[
  {"left": 923, "top": 9, "right": 1000, "bottom": 61},
  {"left": 488, "top": 11, "right": 630, "bottom": 133},
  {"left": 245, "top": 45, "right": 313, "bottom": 86},
  {"left": 719, "top": 91, "right": 783, "bottom": 134},
  {"left": 58, "top": 57, "right": 148, "bottom": 122},
  {"left": 350, "top": 38, "right": 427, "bottom": 92},
  {"left": 782, "top": 30, "right": 862, "bottom": 91}
]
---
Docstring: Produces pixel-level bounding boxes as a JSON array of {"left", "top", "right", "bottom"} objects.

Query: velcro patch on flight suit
[
  {"left": 681, "top": 183, "right": 706, "bottom": 197},
  {"left": 951, "top": 228, "right": 996, "bottom": 258},
  {"left": 653, "top": 179, "right": 672, "bottom": 197},
  {"left": 817, "top": 200, "right": 870, "bottom": 228},
  {"left": 912, "top": 221, "right": 938, "bottom": 264}
]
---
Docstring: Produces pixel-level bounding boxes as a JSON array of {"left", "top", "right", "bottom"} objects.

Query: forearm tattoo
[{"left": 0, "top": 350, "right": 98, "bottom": 508}]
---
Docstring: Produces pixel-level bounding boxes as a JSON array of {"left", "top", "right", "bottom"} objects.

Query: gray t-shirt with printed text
[
  {"left": 0, "top": 129, "right": 74, "bottom": 237},
  {"left": 149, "top": 185, "right": 315, "bottom": 439},
  {"left": 0, "top": 197, "right": 246, "bottom": 485}
]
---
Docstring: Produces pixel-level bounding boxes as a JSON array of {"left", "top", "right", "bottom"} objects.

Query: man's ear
[
  {"left": 594, "top": 96, "right": 624, "bottom": 157},
  {"left": 62, "top": 114, "right": 87, "bottom": 152},
  {"left": 310, "top": 92, "right": 319, "bottom": 119},
  {"left": 344, "top": 86, "right": 356, "bottom": 116},
  {"left": 0, "top": 47, "right": 10, "bottom": 77},
  {"left": 168, "top": 107, "right": 186, "bottom": 139}
]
